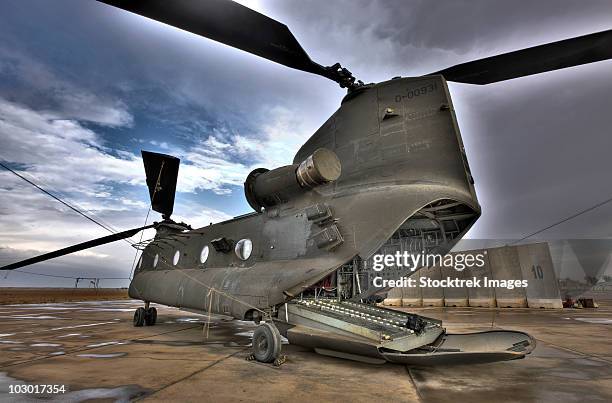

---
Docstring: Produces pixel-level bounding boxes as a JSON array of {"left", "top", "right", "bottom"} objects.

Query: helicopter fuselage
[{"left": 130, "top": 75, "right": 480, "bottom": 320}]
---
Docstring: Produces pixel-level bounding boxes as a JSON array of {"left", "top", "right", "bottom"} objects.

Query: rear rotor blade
[
  {"left": 0, "top": 224, "right": 155, "bottom": 271},
  {"left": 97, "top": 0, "right": 327, "bottom": 76},
  {"left": 430, "top": 29, "right": 612, "bottom": 84}
]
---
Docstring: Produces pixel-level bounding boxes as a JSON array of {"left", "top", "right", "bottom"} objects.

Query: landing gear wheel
[
  {"left": 144, "top": 307, "right": 157, "bottom": 326},
  {"left": 133, "top": 307, "right": 145, "bottom": 327},
  {"left": 252, "top": 322, "right": 282, "bottom": 363}
]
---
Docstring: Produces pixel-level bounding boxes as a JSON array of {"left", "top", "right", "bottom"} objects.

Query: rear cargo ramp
[{"left": 276, "top": 299, "right": 535, "bottom": 365}]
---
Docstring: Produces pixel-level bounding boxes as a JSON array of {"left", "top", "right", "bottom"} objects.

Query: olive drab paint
[{"left": 131, "top": 75, "right": 480, "bottom": 320}]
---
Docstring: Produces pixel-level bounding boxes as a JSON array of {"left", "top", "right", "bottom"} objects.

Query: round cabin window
[
  {"left": 200, "top": 245, "right": 210, "bottom": 264},
  {"left": 153, "top": 253, "right": 159, "bottom": 268},
  {"left": 235, "top": 239, "right": 253, "bottom": 261},
  {"left": 173, "top": 250, "right": 180, "bottom": 266}
]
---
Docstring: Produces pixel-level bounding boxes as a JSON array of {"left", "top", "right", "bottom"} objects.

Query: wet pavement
[
  {"left": 0, "top": 299, "right": 610, "bottom": 402},
  {"left": 402, "top": 302, "right": 612, "bottom": 403}
]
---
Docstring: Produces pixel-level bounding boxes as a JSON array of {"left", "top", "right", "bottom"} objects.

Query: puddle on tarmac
[
  {"left": 50, "top": 322, "right": 116, "bottom": 331},
  {"left": 0, "top": 341, "right": 22, "bottom": 344},
  {"left": 11, "top": 306, "right": 76, "bottom": 311},
  {"left": 573, "top": 317, "right": 612, "bottom": 324},
  {"left": 175, "top": 317, "right": 204, "bottom": 323},
  {"left": 57, "top": 333, "right": 81, "bottom": 338},
  {"left": 49, "top": 351, "right": 65, "bottom": 356},
  {"left": 0, "top": 334, "right": 15, "bottom": 337},
  {"left": 86, "top": 341, "right": 126, "bottom": 348},
  {"left": 76, "top": 308, "right": 135, "bottom": 312},
  {"left": 30, "top": 343, "right": 62, "bottom": 347},
  {"left": 55, "top": 384, "right": 147, "bottom": 401},
  {"left": 131, "top": 339, "right": 250, "bottom": 348},
  {"left": 77, "top": 353, "right": 127, "bottom": 358},
  {"left": 71, "top": 301, "right": 140, "bottom": 305},
  {"left": 0, "top": 315, "right": 64, "bottom": 320}
]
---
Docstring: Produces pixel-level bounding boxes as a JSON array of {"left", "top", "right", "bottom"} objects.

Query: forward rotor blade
[
  {"left": 0, "top": 224, "right": 155, "bottom": 271},
  {"left": 97, "top": 0, "right": 327, "bottom": 76},
  {"left": 430, "top": 29, "right": 612, "bottom": 84},
  {"left": 142, "top": 151, "right": 179, "bottom": 220}
]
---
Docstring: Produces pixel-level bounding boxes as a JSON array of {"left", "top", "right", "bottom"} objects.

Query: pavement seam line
[
  {"left": 136, "top": 348, "right": 248, "bottom": 401},
  {"left": 406, "top": 366, "right": 423, "bottom": 402},
  {"left": 537, "top": 339, "right": 612, "bottom": 364}
]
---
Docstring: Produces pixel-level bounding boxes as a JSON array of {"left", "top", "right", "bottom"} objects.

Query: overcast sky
[{"left": 1, "top": 0, "right": 611, "bottom": 287}]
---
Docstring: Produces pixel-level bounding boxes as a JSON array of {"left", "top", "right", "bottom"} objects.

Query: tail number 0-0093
[{"left": 395, "top": 82, "right": 438, "bottom": 102}]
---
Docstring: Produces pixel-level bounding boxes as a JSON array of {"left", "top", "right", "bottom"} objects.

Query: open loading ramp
[{"left": 276, "top": 299, "right": 535, "bottom": 365}]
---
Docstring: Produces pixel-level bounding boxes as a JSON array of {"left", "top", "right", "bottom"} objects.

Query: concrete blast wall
[{"left": 383, "top": 242, "right": 562, "bottom": 309}]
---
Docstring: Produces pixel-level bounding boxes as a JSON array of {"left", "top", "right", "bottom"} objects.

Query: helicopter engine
[{"left": 244, "top": 148, "right": 341, "bottom": 211}]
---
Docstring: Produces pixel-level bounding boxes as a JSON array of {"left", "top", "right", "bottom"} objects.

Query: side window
[
  {"left": 200, "top": 245, "right": 210, "bottom": 264},
  {"left": 235, "top": 239, "right": 253, "bottom": 261}
]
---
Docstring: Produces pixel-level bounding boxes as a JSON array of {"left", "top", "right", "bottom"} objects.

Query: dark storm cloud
[
  {"left": 266, "top": 0, "right": 612, "bottom": 77},
  {"left": 451, "top": 63, "right": 612, "bottom": 239},
  {"left": 263, "top": 0, "right": 612, "bottom": 239},
  {"left": 354, "top": 0, "right": 611, "bottom": 53}
]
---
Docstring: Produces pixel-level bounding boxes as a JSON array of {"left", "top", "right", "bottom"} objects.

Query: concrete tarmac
[{"left": 0, "top": 299, "right": 611, "bottom": 402}]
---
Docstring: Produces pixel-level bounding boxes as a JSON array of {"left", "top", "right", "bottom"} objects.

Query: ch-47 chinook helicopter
[{"left": 3, "top": 0, "right": 612, "bottom": 366}]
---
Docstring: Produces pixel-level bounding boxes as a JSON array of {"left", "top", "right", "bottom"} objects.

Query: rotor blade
[
  {"left": 430, "top": 29, "right": 612, "bottom": 84},
  {"left": 142, "top": 151, "right": 179, "bottom": 219},
  {"left": 97, "top": 0, "right": 327, "bottom": 76},
  {"left": 0, "top": 224, "right": 155, "bottom": 271}
]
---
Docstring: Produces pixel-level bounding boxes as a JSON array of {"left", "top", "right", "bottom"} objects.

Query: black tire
[
  {"left": 133, "top": 307, "right": 145, "bottom": 327},
  {"left": 145, "top": 307, "right": 157, "bottom": 326},
  {"left": 252, "top": 322, "right": 281, "bottom": 363}
]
